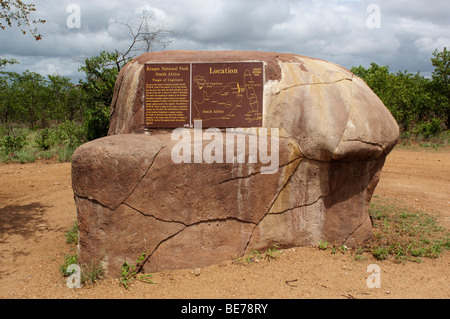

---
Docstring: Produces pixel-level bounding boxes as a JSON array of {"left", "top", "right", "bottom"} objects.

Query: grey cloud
[
  {"left": 171, "top": 1, "right": 292, "bottom": 45},
  {"left": 0, "top": 0, "right": 448, "bottom": 81},
  {"left": 381, "top": 0, "right": 450, "bottom": 24}
]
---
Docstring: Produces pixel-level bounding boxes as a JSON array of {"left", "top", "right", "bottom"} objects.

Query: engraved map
[{"left": 145, "top": 62, "right": 264, "bottom": 128}]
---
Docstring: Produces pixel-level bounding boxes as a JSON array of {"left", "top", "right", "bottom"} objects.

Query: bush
[
  {"left": 35, "top": 128, "right": 54, "bottom": 151},
  {"left": 84, "top": 103, "right": 110, "bottom": 141},
  {"left": 0, "top": 126, "right": 28, "bottom": 155},
  {"left": 414, "top": 118, "right": 443, "bottom": 138},
  {"left": 54, "top": 120, "right": 86, "bottom": 149},
  {"left": 57, "top": 144, "right": 78, "bottom": 162}
]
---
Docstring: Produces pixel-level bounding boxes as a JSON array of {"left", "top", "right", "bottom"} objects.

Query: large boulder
[
  {"left": 72, "top": 50, "right": 399, "bottom": 276},
  {"left": 109, "top": 50, "right": 398, "bottom": 161}
]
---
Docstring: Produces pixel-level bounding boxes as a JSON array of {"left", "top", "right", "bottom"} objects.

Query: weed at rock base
[
  {"left": 119, "top": 251, "right": 155, "bottom": 289},
  {"left": 315, "top": 196, "right": 449, "bottom": 264},
  {"left": 232, "top": 244, "right": 281, "bottom": 265}
]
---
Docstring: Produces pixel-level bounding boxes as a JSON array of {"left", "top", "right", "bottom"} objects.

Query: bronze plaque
[
  {"left": 144, "top": 63, "right": 191, "bottom": 128},
  {"left": 192, "top": 62, "right": 263, "bottom": 128},
  {"left": 145, "top": 62, "right": 264, "bottom": 128}
]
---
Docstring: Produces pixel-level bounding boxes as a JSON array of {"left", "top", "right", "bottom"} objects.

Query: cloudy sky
[{"left": 1, "top": 0, "right": 449, "bottom": 82}]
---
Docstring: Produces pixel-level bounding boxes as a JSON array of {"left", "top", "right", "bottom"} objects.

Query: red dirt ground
[{"left": 0, "top": 146, "right": 449, "bottom": 299}]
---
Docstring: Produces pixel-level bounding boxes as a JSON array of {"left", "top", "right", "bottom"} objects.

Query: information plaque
[
  {"left": 144, "top": 63, "right": 191, "bottom": 128},
  {"left": 145, "top": 62, "right": 264, "bottom": 128}
]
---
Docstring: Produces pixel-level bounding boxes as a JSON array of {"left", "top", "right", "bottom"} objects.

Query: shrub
[
  {"left": 414, "top": 118, "right": 443, "bottom": 138},
  {"left": 0, "top": 126, "right": 28, "bottom": 155},
  {"left": 54, "top": 120, "right": 86, "bottom": 149},
  {"left": 84, "top": 102, "right": 110, "bottom": 141},
  {"left": 35, "top": 128, "right": 54, "bottom": 151}
]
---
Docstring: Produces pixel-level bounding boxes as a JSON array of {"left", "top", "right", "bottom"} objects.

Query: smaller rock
[{"left": 193, "top": 268, "right": 201, "bottom": 276}]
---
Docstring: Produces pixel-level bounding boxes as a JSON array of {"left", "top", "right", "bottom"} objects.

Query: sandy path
[{"left": 0, "top": 147, "right": 449, "bottom": 299}]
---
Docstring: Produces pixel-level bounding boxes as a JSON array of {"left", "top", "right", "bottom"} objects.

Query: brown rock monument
[{"left": 72, "top": 50, "right": 399, "bottom": 276}]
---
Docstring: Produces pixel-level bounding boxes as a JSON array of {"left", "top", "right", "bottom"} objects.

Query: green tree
[
  {"left": 431, "top": 47, "right": 449, "bottom": 93},
  {"left": 351, "top": 62, "right": 392, "bottom": 103},
  {"left": 78, "top": 51, "right": 123, "bottom": 140},
  {"left": 388, "top": 70, "right": 435, "bottom": 132},
  {"left": 0, "top": 0, "right": 45, "bottom": 40},
  {"left": 78, "top": 51, "right": 122, "bottom": 107},
  {"left": 0, "top": 74, "right": 12, "bottom": 123},
  {"left": 47, "top": 74, "right": 82, "bottom": 122},
  {"left": 0, "top": 58, "right": 18, "bottom": 123},
  {"left": 0, "top": 57, "right": 18, "bottom": 69},
  {"left": 8, "top": 70, "right": 48, "bottom": 127},
  {"left": 65, "top": 84, "right": 87, "bottom": 123},
  {"left": 352, "top": 52, "right": 448, "bottom": 135},
  {"left": 430, "top": 47, "right": 449, "bottom": 128},
  {"left": 77, "top": 13, "right": 174, "bottom": 140}
]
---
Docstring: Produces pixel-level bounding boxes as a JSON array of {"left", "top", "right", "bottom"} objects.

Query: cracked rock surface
[{"left": 73, "top": 51, "right": 399, "bottom": 276}]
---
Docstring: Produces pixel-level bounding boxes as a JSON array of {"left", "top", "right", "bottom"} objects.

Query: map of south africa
[
  {"left": 144, "top": 62, "right": 263, "bottom": 128},
  {"left": 192, "top": 66, "right": 262, "bottom": 126}
]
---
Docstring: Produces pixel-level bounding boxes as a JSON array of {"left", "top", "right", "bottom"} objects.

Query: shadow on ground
[{"left": 0, "top": 202, "right": 50, "bottom": 243}]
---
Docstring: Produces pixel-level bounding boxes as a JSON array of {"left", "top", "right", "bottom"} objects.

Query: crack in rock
[
  {"left": 272, "top": 77, "right": 353, "bottom": 97},
  {"left": 267, "top": 194, "right": 327, "bottom": 216},
  {"left": 135, "top": 225, "right": 187, "bottom": 274},
  {"left": 345, "top": 139, "right": 384, "bottom": 149},
  {"left": 136, "top": 216, "right": 259, "bottom": 272},
  {"left": 242, "top": 157, "right": 303, "bottom": 254},
  {"left": 72, "top": 145, "right": 165, "bottom": 211},
  {"left": 218, "top": 156, "right": 302, "bottom": 185},
  {"left": 342, "top": 214, "right": 370, "bottom": 246},
  {"left": 119, "top": 146, "right": 165, "bottom": 208},
  {"left": 124, "top": 202, "right": 258, "bottom": 227}
]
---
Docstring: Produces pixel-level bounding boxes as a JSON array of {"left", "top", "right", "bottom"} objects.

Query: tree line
[
  {"left": 0, "top": 54, "right": 114, "bottom": 141},
  {"left": 351, "top": 48, "right": 449, "bottom": 138},
  {"left": 0, "top": 54, "right": 117, "bottom": 161},
  {"left": 2, "top": 47, "right": 449, "bottom": 136},
  {"left": 0, "top": 47, "right": 448, "bottom": 162}
]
